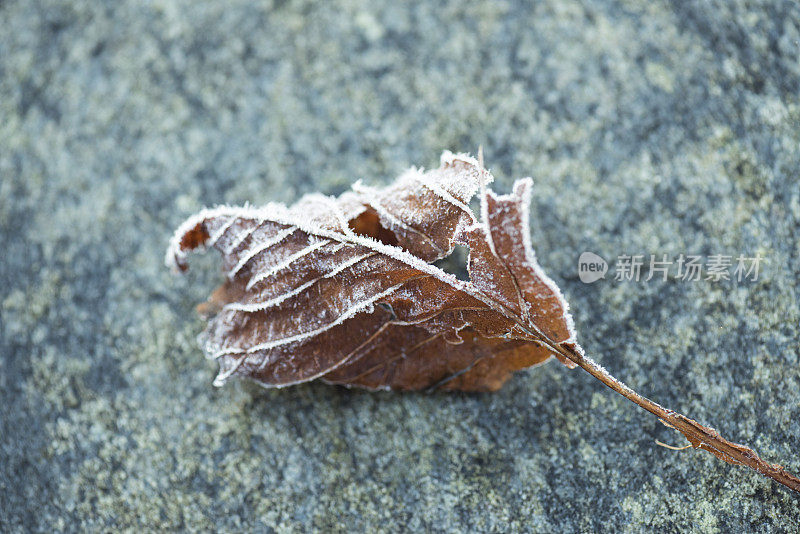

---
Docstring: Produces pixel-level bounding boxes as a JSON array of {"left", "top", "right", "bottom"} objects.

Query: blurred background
[{"left": 1, "top": 0, "right": 799, "bottom": 530}]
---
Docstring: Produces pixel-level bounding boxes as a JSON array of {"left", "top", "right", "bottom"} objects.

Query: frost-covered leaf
[
  {"left": 167, "top": 151, "right": 581, "bottom": 391},
  {"left": 167, "top": 151, "right": 800, "bottom": 494}
]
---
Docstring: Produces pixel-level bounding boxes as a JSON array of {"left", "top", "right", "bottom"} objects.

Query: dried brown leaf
[
  {"left": 167, "top": 151, "right": 800, "bottom": 494},
  {"left": 167, "top": 152, "right": 579, "bottom": 391}
]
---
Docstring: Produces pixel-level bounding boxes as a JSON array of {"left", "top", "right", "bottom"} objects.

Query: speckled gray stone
[{"left": 1, "top": 0, "right": 799, "bottom": 531}]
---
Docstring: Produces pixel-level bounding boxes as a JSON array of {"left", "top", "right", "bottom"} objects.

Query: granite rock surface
[{"left": 1, "top": 0, "right": 799, "bottom": 531}]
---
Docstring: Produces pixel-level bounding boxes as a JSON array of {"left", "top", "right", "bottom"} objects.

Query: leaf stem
[{"left": 555, "top": 343, "right": 800, "bottom": 494}]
